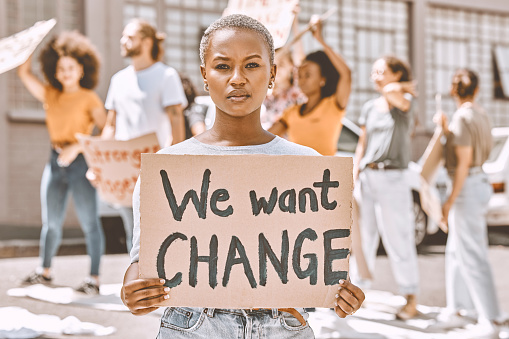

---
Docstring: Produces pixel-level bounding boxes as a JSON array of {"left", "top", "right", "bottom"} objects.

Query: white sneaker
[
  {"left": 430, "top": 311, "right": 474, "bottom": 330},
  {"left": 495, "top": 318, "right": 509, "bottom": 339},
  {"left": 464, "top": 323, "right": 499, "bottom": 339}
]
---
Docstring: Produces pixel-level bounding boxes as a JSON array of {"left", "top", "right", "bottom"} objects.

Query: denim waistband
[{"left": 204, "top": 308, "right": 279, "bottom": 318}]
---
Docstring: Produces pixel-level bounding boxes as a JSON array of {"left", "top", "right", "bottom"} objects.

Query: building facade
[{"left": 0, "top": 0, "right": 508, "bottom": 228}]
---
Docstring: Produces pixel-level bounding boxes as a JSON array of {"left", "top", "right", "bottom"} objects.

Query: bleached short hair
[{"left": 199, "top": 14, "right": 275, "bottom": 66}]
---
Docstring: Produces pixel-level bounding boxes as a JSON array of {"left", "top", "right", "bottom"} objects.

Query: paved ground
[{"left": 1, "top": 227, "right": 508, "bottom": 338}]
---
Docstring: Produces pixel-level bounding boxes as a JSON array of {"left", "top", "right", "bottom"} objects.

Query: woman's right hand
[
  {"left": 122, "top": 277, "right": 170, "bottom": 316},
  {"left": 433, "top": 111, "right": 448, "bottom": 131}
]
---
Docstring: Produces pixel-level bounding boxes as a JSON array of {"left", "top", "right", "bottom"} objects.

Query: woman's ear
[
  {"left": 395, "top": 71, "right": 403, "bottom": 82},
  {"left": 270, "top": 64, "right": 277, "bottom": 83}
]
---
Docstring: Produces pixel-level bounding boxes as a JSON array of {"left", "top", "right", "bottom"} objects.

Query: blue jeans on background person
[
  {"left": 118, "top": 206, "right": 134, "bottom": 253},
  {"left": 39, "top": 149, "right": 104, "bottom": 276},
  {"left": 156, "top": 307, "right": 314, "bottom": 339}
]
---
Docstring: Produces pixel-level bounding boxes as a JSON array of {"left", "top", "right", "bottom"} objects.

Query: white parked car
[{"left": 483, "top": 127, "right": 509, "bottom": 226}]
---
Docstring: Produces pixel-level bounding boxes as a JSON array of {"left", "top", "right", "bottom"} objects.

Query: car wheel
[{"left": 412, "top": 191, "right": 428, "bottom": 247}]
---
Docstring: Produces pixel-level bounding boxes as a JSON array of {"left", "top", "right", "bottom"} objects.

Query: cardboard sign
[
  {"left": 77, "top": 133, "right": 160, "bottom": 207},
  {"left": 0, "top": 19, "right": 56, "bottom": 75},
  {"left": 139, "top": 154, "right": 352, "bottom": 308},
  {"left": 421, "top": 127, "right": 444, "bottom": 183},
  {"left": 223, "top": 0, "right": 298, "bottom": 49},
  {"left": 419, "top": 127, "right": 446, "bottom": 229}
]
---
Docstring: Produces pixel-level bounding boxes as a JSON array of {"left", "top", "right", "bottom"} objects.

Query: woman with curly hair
[{"left": 17, "top": 31, "right": 106, "bottom": 294}]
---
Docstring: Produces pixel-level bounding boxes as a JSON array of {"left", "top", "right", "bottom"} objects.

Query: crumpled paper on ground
[{"left": 0, "top": 307, "right": 116, "bottom": 338}]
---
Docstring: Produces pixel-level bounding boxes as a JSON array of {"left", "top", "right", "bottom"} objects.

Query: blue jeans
[
  {"left": 40, "top": 149, "right": 104, "bottom": 276},
  {"left": 118, "top": 206, "right": 134, "bottom": 253},
  {"left": 157, "top": 308, "right": 314, "bottom": 339}
]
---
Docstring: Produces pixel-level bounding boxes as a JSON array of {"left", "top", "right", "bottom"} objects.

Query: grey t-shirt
[
  {"left": 445, "top": 104, "right": 492, "bottom": 176},
  {"left": 358, "top": 94, "right": 414, "bottom": 170},
  {"left": 130, "top": 136, "right": 319, "bottom": 263}
]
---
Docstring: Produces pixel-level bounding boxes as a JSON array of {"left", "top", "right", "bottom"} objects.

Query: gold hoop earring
[
  {"left": 268, "top": 81, "right": 274, "bottom": 89},
  {"left": 204, "top": 83, "right": 209, "bottom": 92}
]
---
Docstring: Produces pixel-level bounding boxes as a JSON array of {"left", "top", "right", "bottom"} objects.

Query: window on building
[{"left": 493, "top": 45, "right": 509, "bottom": 100}]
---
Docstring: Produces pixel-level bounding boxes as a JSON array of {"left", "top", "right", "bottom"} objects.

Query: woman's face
[
  {"left": 371, "top": 59, "right": 401, "bottom": 92},
  {"left": 297, "top": 60, "right": 324, "bottom": 97},
  {"left": 201, "top": 28, "right": 276, "bottom": 118},
  {"left": 55, "top": 56, "right": 83, "bottom": 89},
  {"left": 274, "top": 52, "right": 294, "bottom": 88}
]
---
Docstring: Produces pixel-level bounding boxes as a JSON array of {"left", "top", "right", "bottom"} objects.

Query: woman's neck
[
  {"left": 62, "top": 83, "right": 81, "bottom": 93},
  {"left": 456, "top": 97, "right": 475, "bottom": 108},
  {"left": 198, "top": 109, "right": 273, "bottom": 146},
  {"left": 302, "top": 92, "right": 322, "bottom": 115}
]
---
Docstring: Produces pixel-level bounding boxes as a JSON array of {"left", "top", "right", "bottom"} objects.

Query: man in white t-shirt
[{"left": 101, "top": 18, "right": 187, "bottom": 252}]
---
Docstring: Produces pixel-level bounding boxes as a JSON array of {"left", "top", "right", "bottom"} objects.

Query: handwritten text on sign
[
  {"left": 223, "top": 0, "right": 298, "bottom": 49},
  {"left": 140, "top": 154, "right": 352, "bottom": 308},
  {"left": 77, "top": 133, "right": 160, "bottom": 207},
  {"left": 0, "top": 19, "right": 56, "bottom": 75}
]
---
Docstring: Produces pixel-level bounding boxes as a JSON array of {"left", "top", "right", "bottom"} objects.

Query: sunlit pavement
[{"left": 1, "top": 228, "right": 508, "bottom": 338}]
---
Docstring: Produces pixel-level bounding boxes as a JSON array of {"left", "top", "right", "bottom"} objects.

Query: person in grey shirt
[
  {"left": 120, "top": 14, "right": 365, "bottom": 339},
  {"left": 435, "top": 69, "right": 508, "bottom": 337},
  {"left": 352, "top": 55, "right": 419, "bottom": 320}
]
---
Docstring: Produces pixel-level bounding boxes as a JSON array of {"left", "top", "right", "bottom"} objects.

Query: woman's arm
[
  {"left": 166, "top": 104, "right": 185, "bottom": 146},
  {"left": 91, "top": 106, "right": 107, "bottom": 132},
  {"left": 17, "top": 56, "right": 45, "bottom": 103},
  {"left": 121, "top": 262, "right": 170, "bottom": 316},
  {"left": 353, "top": 126, "right": 367, "bottom": 181},
  {"left": 382, "top": 82, "right": 416, "bottom": 112},
  {"left": 309, "top": 16, "right": 351, "bottom": 110},
  {"left": 442, "top": 145, "right": 472, "bottom": 224},
  {"left": 101, "top": 110, "right": 117, "bottom": 140}
]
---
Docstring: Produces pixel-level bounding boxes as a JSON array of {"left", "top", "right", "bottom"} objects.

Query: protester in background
[
  {"left": 352, "top": 55, "right": 419, "bottom": 320},
  {"left": 268, "top": 15, "right": 351, "bottom": 156},
  {"left": 180, "top": 73, "right": 207, "bottom": 139},
  {"left": 435, "top": 69, "right": 508, "bottom": 337},
  {"left": 17, "top": 31, "right": 106, "bottom": 294},
  {"left": 261, "top": 5, "right": 305, "bottom": 130},
  {"left": 99, "top": 18, "right": 187, "bottom": 253},
  {"left": 120, "top": 14, "right": 365, "bottom": 338},
  {"left": 262, "top": 48, "right": 305, "bottom": 130}
]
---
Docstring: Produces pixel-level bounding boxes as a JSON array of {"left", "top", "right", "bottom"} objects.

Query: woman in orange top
[
  {"left": 17, "top": 31, "right": 106, "bottom": 294},
  {"left": 269, "top": 15, "right": 351, "bottom": 155}
]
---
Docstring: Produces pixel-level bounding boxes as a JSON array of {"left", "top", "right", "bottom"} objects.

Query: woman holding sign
[
  {"left": 435, "top": 69, "right": 507, "bottom": 336},
  {"left": 268, "top": 15, "right": 351, "bottom": 156},
  {"left": 17, "top": 31, "right": 106, "bottom": 294},
  {"left": 121, "top": 14, "right": 364, "bottom": 338}
]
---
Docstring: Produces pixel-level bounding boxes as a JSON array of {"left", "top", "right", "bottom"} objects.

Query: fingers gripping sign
[
  {"left": 333, "top": 279, "right": 365, "bottom": 318},
  {"left": 122, "top": 277, "right": 171, "bottom": 316}
]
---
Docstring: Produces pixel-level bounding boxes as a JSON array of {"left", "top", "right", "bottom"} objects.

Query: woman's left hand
[
  {"left": 57, "top": 144, "right": 81, "bottom": 167},
  {"left": 309, "top": 15, "right": 324, "bottom": 42},
  {"left": 441, "top": 200, "right": 452, "bottom": 232},
  {"left": 334, "top": 279, "right": 365, "bottom": 318}
]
